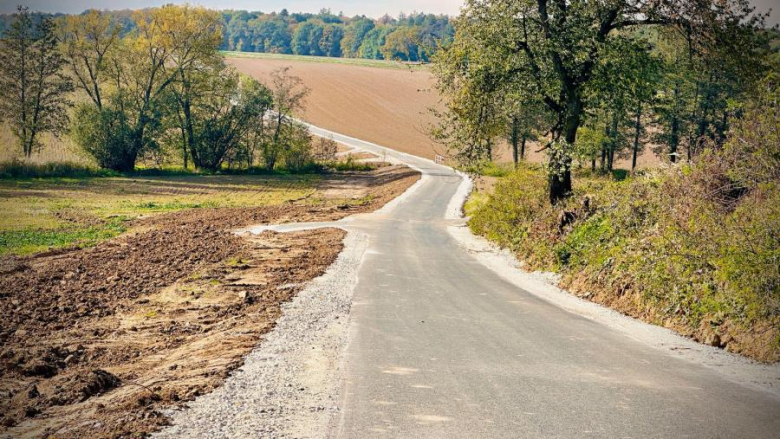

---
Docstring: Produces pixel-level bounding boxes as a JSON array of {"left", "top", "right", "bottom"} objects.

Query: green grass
[
  {"left": 222, "top": 51, "right": 429, "bottom": 71},
  {"left": 0, "top": 217, "right": 127, "bottom": 255},
  {"left": 462, "top": 161, "right": 515, "bottom": 178},
  {"left": 0, "top": 173, "right": 319, "bottom": 255}
]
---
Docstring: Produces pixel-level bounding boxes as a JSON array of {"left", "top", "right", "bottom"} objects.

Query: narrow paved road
[{"left": 300, "top": 126, "right": 780, "bottom": 438}]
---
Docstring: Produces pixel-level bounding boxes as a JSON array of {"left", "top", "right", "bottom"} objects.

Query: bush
[
  {"left": 325, "top": 156, "right": 375, "bottom": 172},
  {"left": 0, "top": 160, "right": 116, "bottom": 179},
  {"left": 312, "top": 136, "right": 338, "bottom": 161},
  {"left": 70, "top": 103, "right": 159, "bottom": 172},
  {"left": 278, "top": 123, "right": 314, "bottom": 172}
]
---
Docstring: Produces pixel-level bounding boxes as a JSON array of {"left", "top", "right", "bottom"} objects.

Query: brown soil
[
  {"left": 0, "top": 165, "right": 419, "bottom": 438},
  {"left": 228, "top": 57, "right": 444, "bottom": 160},
  {"left": 228, "top": 56, "right": 665, "bottom": 170}
]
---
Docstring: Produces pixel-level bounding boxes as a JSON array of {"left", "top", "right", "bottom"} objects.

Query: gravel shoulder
[{"left": 445, "top": 173, "right": 780, "bottom": 397}]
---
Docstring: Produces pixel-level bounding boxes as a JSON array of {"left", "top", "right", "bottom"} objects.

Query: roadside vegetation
[
  {"left": 466, "top": 75, "right": 779, "bottom": 362},
  {"left": 437, "top": 0, "right": 779, "bottom": 361}
]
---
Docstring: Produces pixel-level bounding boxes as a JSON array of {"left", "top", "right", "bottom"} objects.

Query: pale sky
[
  {"left": 0, "top": 0, "right": 464, "bottom": 18},
  {"left": 0, "top": 0, "right": 775, "bottom": 25}
]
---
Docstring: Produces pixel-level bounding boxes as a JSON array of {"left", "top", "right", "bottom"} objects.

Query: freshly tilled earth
[{"left": 0, "top": 165, "right": 419, "bottom": 438}]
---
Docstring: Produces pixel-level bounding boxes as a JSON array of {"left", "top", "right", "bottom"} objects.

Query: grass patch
[
  {"left": 223, "top": 51, "right": 429, "bottom": 71},
  {"left": 325, "top": 157, "right": 376, "bottom": 172},
  {"left": 0, "top": 173, "right": 320, "bottom": 255},
  {"left": 462, "top": 161, "right": 515, "bottom": 178},
  {"left": 468, "top": 162, "right": 780, "bottom": 362},
  {"left": 0, "top": 217, "right": 127, "bottom": 255}
]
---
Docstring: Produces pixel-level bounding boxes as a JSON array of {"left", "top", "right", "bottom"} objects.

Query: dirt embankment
[{"left": 0, "top": 165, "right": 419, "bottom": 438}]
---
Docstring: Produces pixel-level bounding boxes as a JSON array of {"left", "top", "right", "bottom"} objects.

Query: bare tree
[{"left": 270, "top": 66, "right": 309, "bottom": 143}]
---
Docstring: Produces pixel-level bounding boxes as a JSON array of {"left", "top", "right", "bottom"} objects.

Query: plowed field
[{"left": 228, "top": 55, "right": 663, "bottom": 169}]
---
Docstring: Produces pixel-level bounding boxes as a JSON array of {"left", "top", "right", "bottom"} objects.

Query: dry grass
[{"left": 0, "top": 124, "right": 88, "bottom": 164}]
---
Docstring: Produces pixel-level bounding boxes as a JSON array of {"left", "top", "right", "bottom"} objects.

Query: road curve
[{"left": 301, "top": 125, "right": 780, "bottom": 439}]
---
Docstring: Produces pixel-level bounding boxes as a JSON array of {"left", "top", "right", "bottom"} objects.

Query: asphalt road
[{"left": 303, "top": 126, "right": 780, "bottom": 438}]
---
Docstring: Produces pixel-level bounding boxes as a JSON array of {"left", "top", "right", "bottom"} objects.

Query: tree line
[
  {"left": 0, "top": 8, "right": 454, "bottom": 63},
  {"left": 0, "top": 5, "right": 341, "bottom": 173},
  {"left": 222, "top": 9, "right": 453, "bottom": 62},
  {"left": 432, "top": 0, "right": 778, "bottom": 203}
]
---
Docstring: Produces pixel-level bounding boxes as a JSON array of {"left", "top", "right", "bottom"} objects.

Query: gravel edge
[
  {"left": 446, "top": 171, "right": 780, "bottom": 397},
  {"left": 447, "top": 224, "right": 780, "bottom": 397},
  {"left": 155, "top": 230, "right": 369, "bottom": 438}
]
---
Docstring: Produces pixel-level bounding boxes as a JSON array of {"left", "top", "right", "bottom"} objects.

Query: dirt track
[{"left": 0, "top": 165, "right": 419, "bottom": 438}]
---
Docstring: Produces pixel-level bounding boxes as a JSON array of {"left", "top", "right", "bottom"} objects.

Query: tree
[
  {"left": 358, "top": 26, "right": 392, "bottom": 59},
  {"left": 292, "top": 21, "right": 324, "bottom": 56},
  {"left": 164, "top": 6, "right": 224, "bottom": 169},
  {"left": 381, "top": 27, "right": 421, "bottom": 61},
  {"left": 508, "top": 98, "right": 548, "bottom": 166},
  {"left": 587, "top": 36, "right": 660, "bottom": 172},
  {"left": 341, "top": 18, "right": 374, "bottom": 57},
  {"left": 58, "top": 9, "right": 119, "bottom": 110},
  {"left": 265, "top": 66, "right": 309, "bottom": 170},
  {"left": 625, "top": 42, "right": 661, "bottom": 172},
  {"left": 0, "top": 6, "right": 72, "bottom": 158},
  {"left": 434, "top": 0, "right": 770, "bottom": 204},
  {"left": 188, "top": 72, "right": 272, "bottom": 171},
  {"left": 320, "top": 24, "right": 344, "bottom": 57},
  {"left": 75, "top": 5, "right": 223, "bottom": 171}
]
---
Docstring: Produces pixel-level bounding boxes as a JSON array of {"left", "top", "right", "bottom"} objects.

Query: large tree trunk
[{"left": 549, "top": 101, "right": 578, "bottom": 204}]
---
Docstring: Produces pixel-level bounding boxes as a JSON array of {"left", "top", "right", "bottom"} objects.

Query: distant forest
[{"left": 0, "top": 8, "right": 453, "bottom": 62}]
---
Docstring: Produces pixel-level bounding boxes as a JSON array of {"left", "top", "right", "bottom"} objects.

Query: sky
[{"left": 0, "top": 0, "right": 775, "bottom": 25}]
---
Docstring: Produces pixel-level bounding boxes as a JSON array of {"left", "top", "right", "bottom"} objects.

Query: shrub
[
  {"left": 279, "top": 123, "right": 314, "bottom": 172},
  {"left": 70, "top": 102, "right": 160, "bottom": 172},
  {"left": 0, "top": 160, "right": 116, "bottom": 179},
  {"left": 312, "top": 136, "right": 338, "bottom": 161}
]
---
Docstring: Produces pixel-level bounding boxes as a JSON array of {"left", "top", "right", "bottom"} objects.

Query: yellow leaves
[{"left": 131, "top": 4, "right": 222, "bottom": 60}]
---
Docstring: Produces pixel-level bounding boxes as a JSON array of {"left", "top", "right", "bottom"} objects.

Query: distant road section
[{"left": 228, "top": 55, "right": 442, "bottom": 160}]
